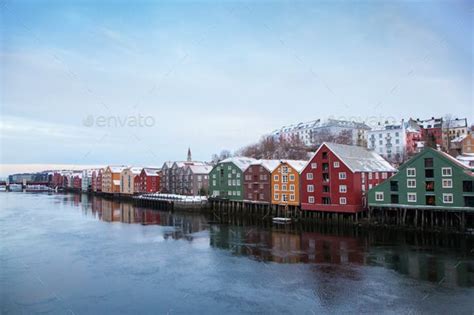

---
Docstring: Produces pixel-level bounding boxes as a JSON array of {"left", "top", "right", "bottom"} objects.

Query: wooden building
[
  {"left": 120, "top": 167, "right": 143, "bottom": 195},
  {"left": 136, "top": 168, "right": 161, "bottom": 193},
  {"left": 243, "top": 160, "right": 280, "bottom": 204},
  {"left": 102, "top": 166, "right": 128, "bottom": 194},
  {"left": 301, "top": 142, "right": 396, "bottom": 214},
  {"left": 209, "top": 157, "right": 256, "bottom": 201},
  {"left": 271, "top": 160, "right": 307, "bottom": 206}
]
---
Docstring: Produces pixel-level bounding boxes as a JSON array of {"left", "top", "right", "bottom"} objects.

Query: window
[
  {"left": 236, "top": 180, "right": 240, "bottom": 186},
  {"left": 339, "top": 185, "right": 347, "bottom": 193},
  {"left": 339, "top": 172, "right": 346, "bottom": 180},
  {"left": 212, "top": 174, "right": 216, "bottom": 179},
  {"left": 334, "top": 161, "right": 340, "bottom": 168},
  {"left": 228, "top": 173, "right": 231, "bottom": 178},
  {"left": 232, "top": 169, "right": 236, "bottom": 174},
  {"left": 407, "top": 179, "right": 416, "bottom": 188},
  {"left": 274, "top": 175, "right": 279, "bottom": 181},
  {"left": 407, "top": 192, "right": 417, "bottom": 203},
  {"left": 274, "top": 184, "right": 278, "bottom": 191},
  {"left": 232, "top": 179, "right": 236, "bottom": 186},
  {"left": 375, "top": 192, "right": 384, "bottom": 201},
  {"left": 322, "top": 152, "right": 328, "bottom": 159},
  {"left": 282, "top": 166, "right": 288, "bottom": 174},
  {"left": 290, "top": 184, "right": 295, "bottom": 191},
  {"left": 236, "top": 173, "right": 240, "bottom": 178},
  {"left": 443, "top": 193, "right": 453, "bottom": 204},
  {"left": 311, "top": 163, "right": 317, "bottom": 169},
  {"left": 282, "top": 184, "right": 287, "bottom": 191},
  {"left": 212, "top": 180, "right": 216, "bottom": 186},
  {"left": 375, "top": 173, "right": 379, "bottom": 179},
  {"left": 307, "top": 185, "right": 314, "bottom": 192},
  {"left": 228, "top": 180, "right": 232, "bottom": 186},
  {"left": 282, "top": 194, "right": 288, "bottom": 202},
  {"left": 425, "top": 169, "right": 434, "bottom": 178},
  {"left": 442, "top": 167, "right": 452, "bottom": 177},
  {"left": 308, "top": 196, "right": 315, "bottom": 203},
  {"left": 424, "top": 158, "right": 434, "bottom": 168},
  {"left": 228, "top": 166, "right": 231, "bottom": 170},
  {"left": 368, "top": 173, "right": 372, "bottom": 180},
  {"left": 289, "top": 174, "right": 295, "bottom": 181},
  {"left": 382, "top": 172, "right": 387, "bottom": 179},
  {"left": 407, "top": 168, "right": 416, "bottom": 177},
  {"left": 442, "top": 179, "right": 452, "bottom": 188},
  {"left": 290, "top": 194, "right": 295, "bottom": 201},
  {"left": 282, "top": 175, "right": 288, "bottom": 183},
  {"left": 340, "top": 197, "right": 347, "bottom": 205},
  {"left": 306, "top": 173, "right": 313, "bottom": 180},
  {"left": 425, "top": 181, "right": 434, "bottom": 191},
  {"left": 259, "top": 193, "right": 264, "bottom": 200},
  {"left": 236, "top": 191, "right": 240, "bottom": 196},
  {"left": 248, "top": 183, "right": 252, "bottom": 189},
  {"left": 248, "top": 193, "right": 253, "bottom": 199},
  {"left": 259, "top": 183, "right": 264, "bottom": 189},
  {"left": 274, "top": 193, "right": 279, "bottom": 200}
]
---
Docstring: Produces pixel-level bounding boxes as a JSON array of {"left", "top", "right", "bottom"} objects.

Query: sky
[{"left": 0, "top": 0, "right": 472, "bottom": 176}]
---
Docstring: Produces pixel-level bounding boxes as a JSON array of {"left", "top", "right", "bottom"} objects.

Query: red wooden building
[
  {"left": 73, "top": 175, "right": 82, "bottom": 190},
  {"left": 300, "top": 142, "right": 396, "bottom": 214},
  {"left": 96, "top": 169, "right": 103, "bottom": 192},
  {"left": 136, "top": 168, "right": 161, "bottom": 193},
  {"left": 243, "top": 160, "right": 280, "bottom": 204}
]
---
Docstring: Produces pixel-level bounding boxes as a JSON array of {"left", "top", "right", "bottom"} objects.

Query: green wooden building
[
  {"left": 209, "top": 157, "right": 256, "bottom": 201},
  {"left": 368, "top": 148, "right": 474, "bottom": 230}
]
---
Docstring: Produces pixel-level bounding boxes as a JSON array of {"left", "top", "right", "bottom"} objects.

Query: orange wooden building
[{"left": 271, "top": 160, "right": 307, "bottom": 206}]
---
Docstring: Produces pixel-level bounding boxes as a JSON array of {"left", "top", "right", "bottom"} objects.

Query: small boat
[
  {"left": 0, "top": 185, "right": 6, "bottom": 192},
  {"left": 272, "top": 217, "right": 292, "bottom": 224}
]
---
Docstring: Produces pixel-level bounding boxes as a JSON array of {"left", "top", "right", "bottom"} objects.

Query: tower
[{"left": 187, "top": 147, "right": 192, "bottom": 162}]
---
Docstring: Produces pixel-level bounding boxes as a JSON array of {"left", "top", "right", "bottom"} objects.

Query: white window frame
[
  {"left": 442, "top": 167, "right": 452, "bottom": 177},
  {"left": 442, "top": 179, "right": 453, "bottom": 188},
  {"left": 308, "top": 196, "right": 315, "bottom": 203},
  {"left": 333, "top": 161, "right": 340, "bottom": 168},
  {"left": 274, "top": 175, "right": 279, "bottom": 181},
  {"left": 407, "top": 179, "right": 416, "bottom": 188},
  {"left": 311, "top": 163, "right": 317, "bottom": 169},
  {"left": 339, "top": 185, "right": 347, "bottom": 193},
  {"left": 274, "top": 193, "right": 279, "bottom": 200},
  {"left": 289, "top": 184, "right": 295, "bottom": 191},
  {"left": 407, "top": 168, "right": 416, "bottom": 177},
  {"left": 274, "top": 184, "right": 279, "bottom": 191},
  {"left": 407, "top": 192, "right": 417, "bottom": 203},
  {"left": 306, "top": 173, "right": 313, "bottom": 180},
  {"left": 289, "top": 174, "right": 295, "bottom": 181},
  {"left": 339, "top": 197, "right": 347, "bottom": 205},
  {"left": 375, "top": 192, "right": 384, "bottom": 201},
  {"left": 282, "top": 184, "right": 287, "bottom": 191},
  {"left": 339, "top": 172, "right": 346, "bottom": 180},
  {"left": 307, "top": 185, "right": 314, "bottom": 192},
  {"left": 290, "top": 194, "right": 295, "bottom": 201},
  {"left": 443, "top": 193, "right": 453, "bottom": 204}
]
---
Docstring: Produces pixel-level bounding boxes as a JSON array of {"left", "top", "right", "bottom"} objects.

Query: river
[{"left": 1, "top": 192, "right": 473, "bottom": 314}]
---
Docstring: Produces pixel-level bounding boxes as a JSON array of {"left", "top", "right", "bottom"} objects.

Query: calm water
[{"left": 1, "top": 193, "right": 473, "bottom": 314}]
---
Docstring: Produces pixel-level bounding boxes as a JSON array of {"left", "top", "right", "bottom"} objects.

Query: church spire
[{"left": 187, "top": 147, "right": 192, "bottom": 162}]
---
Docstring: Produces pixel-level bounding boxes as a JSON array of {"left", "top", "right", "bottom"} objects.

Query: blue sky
[{"left": 0, "top": 0, "right": 472, "bottom": 175}]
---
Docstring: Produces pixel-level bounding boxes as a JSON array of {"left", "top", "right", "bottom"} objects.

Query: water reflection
[{"left": 66, "top": 193, "right": 474, "bottom": 288}]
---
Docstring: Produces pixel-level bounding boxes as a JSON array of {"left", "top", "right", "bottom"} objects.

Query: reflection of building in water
[
  {"left": 101, "top": 200, "right": 122, "bottom": 222},
  {"left": 90, "top": 196, "right": 103, "bottom": 220},
  {"left": 367, "top": 249, "right": 474, "bottom": 287},
  {"left": 301, "top": 233, "right": 364, "bottom": 265},
  {"left": 271, "top": 231, "right": 302, "bottom": 263}
]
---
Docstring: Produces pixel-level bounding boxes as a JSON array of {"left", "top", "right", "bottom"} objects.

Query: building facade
[
  {"left": 120, "top": 167, "right": 143, "bottom": 195},
  {"left": 209, "top": 157, "right": 256, "bottom": 200},
  {"left": 301, "top": 143, "right": 396, "bottom": 213},
  {"left": 136, "top": 168, "right": 161, "bottom": 193},
  {"left": 102, "top": 166, "right": 128, "bottom": 194},
  {"left": 369, "top": 148, "right": 474, "bottom": 209},
  {"left": 243, "top": 160, "right": 280, "bottom": 203},
  {"left": 271, "top": 160, "right": 306, "bottom": 206}
]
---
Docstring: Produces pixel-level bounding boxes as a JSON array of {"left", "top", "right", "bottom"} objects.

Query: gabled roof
[
  {"left": 187, "top": 164, "right": 212, "bottom": 174},
  {"left": 107, "top": 165, "right": 129, "bottom": 173},
  {"left": 278, "top": 160, "right": 307, "bottom": 173},
  {"left": 220, "top": 157, "right": 257, "bottom": 171},
  {"left": 124, "top": 167, "right": 143, "bottom": 175},
  {"left": 249, "top": 159, "right": 281, "bottom": 172},
  {"left": 315, "top": 142, "right": 396, "bottom": 172},
  {"left": 143, "top": 168, "right": 160, "bottom": 176}
]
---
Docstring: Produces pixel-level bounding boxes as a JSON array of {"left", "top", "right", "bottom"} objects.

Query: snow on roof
[
  {"left": 279, "top": 160, "right": 308, "bottom": 172},
  {"left": 323, "top": 142, "right": 396, "bottom": 172},
  {"left": 272, "top": 118, "right": 370, "bottom": 135},
  {"left": 143, "top": 168, "right": 160, "bottom": 176},
  {"left": 438, "top": 150, "right": 473, "bottom": 171},
  {"left": 250, "top": 159, "right": 281, "bottom": 172},
  {"left": 108, "top": 165, "right": 129, "bottom": 173},
  {"left": 125, "top": 167, "right": 143, "bottom": 175},
  {"left": 445, "top": 118, "right": 467, "bottom": 129},
  {"left": 187, "top": 164, "right": 212, "bottom": 174},
  {"left": 451, "top": 134, "right": 467, "bottom": 143},
  {"left": 220, "top": 157, "right": 257, "bottom": 171}
]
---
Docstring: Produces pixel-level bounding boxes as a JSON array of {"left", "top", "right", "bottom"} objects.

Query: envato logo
[
  {"left": 82, "top": 114, "right": 155, "bottom": 128},
  {"left": 327, "top": 115, "right": 398, "bottom": 128}
]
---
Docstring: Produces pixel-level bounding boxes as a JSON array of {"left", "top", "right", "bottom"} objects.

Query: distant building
[
  {"left": 444, "top": 118, "right": 469, "bottom": 150},
  {"left": 271, "top": 118, "right": 370, "bottom": 147},
  {"left": 120, "top": 167, "right": 143, "bottom": 195},
  {"left": 136, "top": 168, "right": 161, "bottom": 193}
]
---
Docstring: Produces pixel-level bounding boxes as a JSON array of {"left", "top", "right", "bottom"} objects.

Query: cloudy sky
[{"left": 0, "top": 0, "right": 472, "bottom": 175}]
